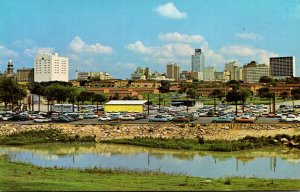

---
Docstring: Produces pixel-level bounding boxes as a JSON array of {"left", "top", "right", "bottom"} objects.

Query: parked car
[
  {"left": 281, "top": 114, "right": 300, "bottom": 122},
  {"left": 161, "top": 114, "right": 174, "bottom": 121},
  {"left": 211, "top": 116, "right": 233, "bottom": 123},
  {"left": 82, "top": 113, "right": 98, "bottom": 119},
  {"left": 173, "top": 116, "right": 190, "bottom": 123},
  {"left": 135, "top": 113, "right": 148, "bottom": 120},
  {"left": 33, "top": 116, "right": 52, "bottom": 123},
  {"left": 65, "top": 113, "right": 84, "bottom": 120},
  {"left": 206, "top": 110, "right": 215, "bottom": 117},
  {"left": 235, "top": 115, "right": 256, "bottom": 123},
  {"left": 119, "top": 115, "right": 136, "bottom": 121},
  {"left": 198, "top": 112, "right": 207, "bottom": 117},
  {"left": 189, "top": 112, "right": 199, "bottom": 121},
  {"left": 149, "top": 115, "right": 168, "bottom": 122},
  {"left": 51, "top": 116, "right": 72, "bottom": 123},
  {"left": 9, "top": 115, "right": 29, "bottom": 121},
  {"left": 0, "top": 114, "right": 12, "bottom": 121},
  {"left": 99, "top": 115, "right": 112, "bottom": 121}
]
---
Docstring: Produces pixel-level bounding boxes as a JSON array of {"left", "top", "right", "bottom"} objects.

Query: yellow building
[{"left": 104, "top": 100, "right": 147, "bottom": 113}]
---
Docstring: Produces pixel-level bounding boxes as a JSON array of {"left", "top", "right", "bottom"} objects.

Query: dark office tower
[{"left": 270, "top": 56, "right": 295, "bottom": 79}]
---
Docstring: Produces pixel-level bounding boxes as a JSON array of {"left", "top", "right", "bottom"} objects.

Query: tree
[
  {"left": 159, "top": 80, "right": 171, "bottom": 93},
  {"left": 226, "top": 80, "right": 239, "bottom": 91},
  {"left": 92, "top": 94, "right": 107, "bottom": 111},
  {"left": 210, "top": 89, "right": 223, "bottom": 100},
  {"left": 110, "top": 92, "right": 120, "bottom": 100},
  {"left": 291, "top": 88, "right": 300, "bottom": 100},
  {"left": 79, "top": 80, "right": 88, "bottom": 87},
  {"left": 239, "top": 89, "right": 252, "bottom": 113},
  {"left": 0, "top": 77, "right": 27, "bottom": 111},
  {"left": 67, "top": 88, "right": 77, "bottom": 112},
  {"left": 210, "top": 89, "right": 223, "bottom": 114},
  {"left": 259, "top": 76, "right": 273, "bottom": 84},
  {"left": 77, "top": 91, "right": 95, "bottom": 104},
  {"left": 280, "top": 91, "right": 289, "bottom": 100},
  {"left": 186, "top": 88, "right": 199, "bottom": 99},
  {"left": 257, "top": 87, "right": 272, "bottom": 98},
  {"left": 43, "top": 85, "right": 57, "bottom": 111},
  {"left": 28, "top": 82, "right": 46, "bottom": 111},
  {"left": 226, "top": 90, "right": 241, "bottom": 115}
]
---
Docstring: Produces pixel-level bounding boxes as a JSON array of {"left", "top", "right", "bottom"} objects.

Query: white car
[
  {"left": 99, "top": 116, "right": 112, "bottom": 121},
  {"left": 161, "top": 114, "right": 174, "bottom": 121},
  {"left": 281, "top": 114, "right": 300, "bottom": 122},
  {"left": 119, "top": 115, "right": 135, "bottom": 121},
  {"left": 33, "top": 117, "right": 52, "bottom": 123}
]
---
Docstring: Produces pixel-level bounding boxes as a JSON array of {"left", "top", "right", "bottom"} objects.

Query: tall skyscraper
[
  {"left": 6, "top": 59, "right": 14, "bottom": 78},
  {"left": 191, "top": 49, "right": 205, "bottom": 80},
  {"left": 34, "top": 52, "right": 68, "bottom": 82},
  {"left": 270, "top": 56, "right": 295, "bottom": 79},
  {"left": 167, "top": 62, "right": 180, "bottom": 80}
]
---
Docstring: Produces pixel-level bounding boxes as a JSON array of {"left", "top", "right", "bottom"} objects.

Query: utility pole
[
  {"left": 147, "top": 94, "right": 150, "bottom": 115},
  {"left": 186, "top": 94, "right": 189, "bottom": 112},
  {"left": 272, "top": 93, "right": 276, "bottom": 114},
  {"left": 158, "top": 90, "right": 161, "bottom": 111},
  {"left": 213, "top": 95, "right": 216, "bottom": 115}
]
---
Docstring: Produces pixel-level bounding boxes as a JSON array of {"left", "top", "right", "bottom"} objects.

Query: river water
[{"left": 1, "top": 143, "right": 300, "bottom": 179}]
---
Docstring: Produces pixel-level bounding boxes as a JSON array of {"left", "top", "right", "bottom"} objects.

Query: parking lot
[{"left": 0, "top": 102, "right": 299, "bottom": 125}]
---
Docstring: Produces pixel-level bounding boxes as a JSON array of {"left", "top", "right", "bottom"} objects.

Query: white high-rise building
[
  {"left": 191, "top": 49, "right": 205, "bottom": 80},
  {"left": 34, "top": 53, "right": 68, "bottom": 82}
]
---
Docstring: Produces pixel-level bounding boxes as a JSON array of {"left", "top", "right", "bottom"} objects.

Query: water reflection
[{"left": 0, "top": 143, "right": 300, "bottom": 179}]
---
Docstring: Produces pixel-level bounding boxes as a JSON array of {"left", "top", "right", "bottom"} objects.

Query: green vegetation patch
[
  {"left": 102, "top": 134, "right": 300, "bottom": 152},
  {"left": 0, "top": 129, "right": 96, "bottom": 145}
]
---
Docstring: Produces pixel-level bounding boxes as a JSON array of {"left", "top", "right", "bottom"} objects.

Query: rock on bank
[{"left": 0, "top": 123, "right": 300, "bottom": 141}]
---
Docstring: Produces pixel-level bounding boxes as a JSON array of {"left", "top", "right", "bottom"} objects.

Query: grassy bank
[
  {"left": 1, "top": 129, "right": 299, "bottom": 151},
  {"left": 0, "top": 129, "right": 96, "bottom": 145},
  {"left": 102, "top": 134, "right": 300, "bottom": 152},
  {"left": 0, "top": 155, "right": 299, "bottom": 191}
]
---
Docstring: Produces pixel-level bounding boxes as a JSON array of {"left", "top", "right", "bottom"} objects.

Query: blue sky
[{"left": 0, "top": 0, "right": 299, "bottom": 79}]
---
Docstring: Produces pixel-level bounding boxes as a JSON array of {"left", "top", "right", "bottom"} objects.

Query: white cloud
[
  {"left": 116, "top": 62, "right": 137, "bottom": 70},
  {"left": 11, "top": 39, "right": 37, "bottom": 49},
  {"left": 235, "top": 33, "right": 264, "bottom": 40},
  {"left": 220, "top": 45, "right": 278, "bottom": 64},
  {"left": 221, "top": 45, "right": 257, "bottom": 57},
  {"left": 0, "top": 45, "right": 19, "bottom": 58},
  {"left": 159, "top": 32, "right": 204, "bottom": 43},
  {"left": 69, "top": 36, "right": 113, "bottom": 54},
  {"left": 154, "top": 2, "right": 187, "bottom": 19},
  {"left": 127, "top": 41, "right": 194, "bottom": 59},
  {"left": 127, "top": 41, "right": 153, "bottom": 54},
  {"left": 23, "top": 47, "right": 54, "bottom": 57}
]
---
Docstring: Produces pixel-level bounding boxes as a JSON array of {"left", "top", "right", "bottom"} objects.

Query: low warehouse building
[{"left": 104, "top": 100, "right": 147, "bottom": 113}]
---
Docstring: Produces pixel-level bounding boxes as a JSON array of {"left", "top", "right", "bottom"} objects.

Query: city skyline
[{"left": 0, "top": 0, "right": 299, "bottom": 80}]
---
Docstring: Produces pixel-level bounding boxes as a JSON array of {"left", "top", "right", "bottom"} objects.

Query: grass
[
  {"left": 102, "top": 134, "right": 300, "bottom": 152},
  {"left": 0, "top": 154, "right": 299, "bottom": 191},
  {"left": 0, "top": 129, "right": 96, "bottom": 145}
]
